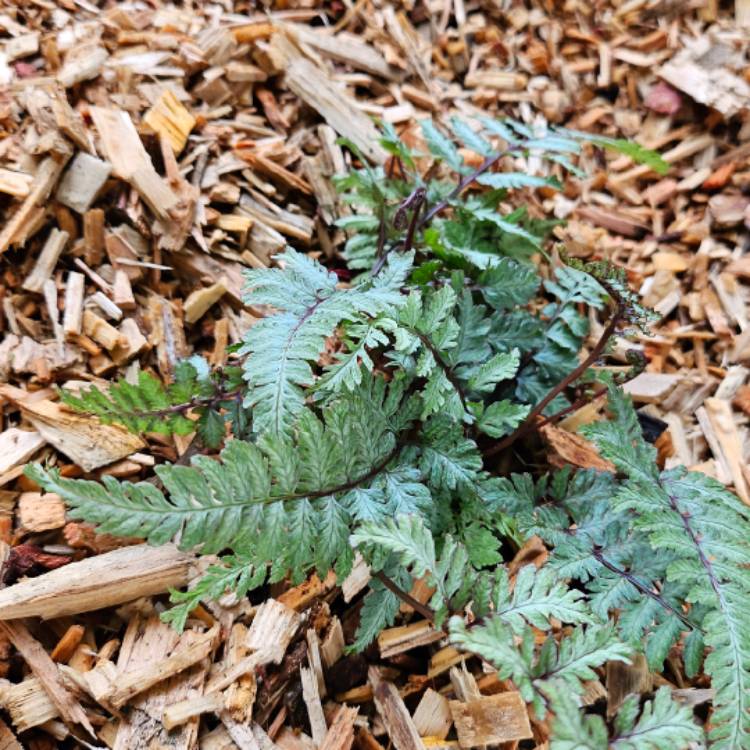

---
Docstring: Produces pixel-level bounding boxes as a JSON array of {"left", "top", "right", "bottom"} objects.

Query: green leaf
[
  {"left": 598, "top": 138, "right": 669, "bottom": 176},
  {"left": 475, "top": 400, "right": 530, "bottom": 438},
  {"left": 420, "top": 119, "right": 463, "bottom": 171},
  {"left": 467, "top": 350, "right": 520, "bottom": 394},
  {"left": 240, "top": 248, "right": 411, "bottom": 436},
  {"left": 476, "top": 173, "right": 561, "bottom": 191}
]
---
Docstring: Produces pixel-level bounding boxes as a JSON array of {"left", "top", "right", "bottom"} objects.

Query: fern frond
[
  {"left": 583, "top": 385, "right": 750, "bottom": 749},
  {"left": 163, "top": 554, "right": 265, "bottom": 631},
  {"left": 240, "top": 248, "right": 412, "bottom": 435},
  {"left": 490, "top": 564, "right": 594, "bottom": 634},
  {"left": 59, "top": 358, "right": 243, "bottom": 448},
  {"left": 476, "top": 173, "right": 561, "bottom": 191},
  {"left": 544, "top": 683, "right": 702, "bottom": 750},
  {"left": 450, "top": 618, "right": 629, "bottom": 717},
  {"left": 351, "top": 514, "right": 472, "bottom": 625},
  {"left": 26, "top": 375, "right": 418, "bottom": 585}
]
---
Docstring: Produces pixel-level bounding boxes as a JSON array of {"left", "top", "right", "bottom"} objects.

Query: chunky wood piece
[
  {"left": 2, "top": 394, "right": 144, "bottom": 472},
  {"left": 369, "top": 667, "right": 423, "bottom": 750},
  {"left": 22, "top": 228, "right": 69, "bottom": 294},
  {"left": 318, "top": 705, "right": 359, "bottom": 750},
  {"left": 55, "top": 152, "right": 112, "bottom": 214},
  {"left": 412, "top": 688, "right": 453, "bottom": 739},
  {"left": 0, "top": 544, "right": 196, "bottom": 620},
  {"left": 143, "top": 89, "right": 196, "bottom": 154},
  {"left": 0, "top": 429, "right": 45, "bottom": 474},
  {"left": 269, "top": 35, "right": 387, "bottom": 164},
  {"left": 106, "top": 625, "right": 218, "bottom": 708},
  {"left": 449, "top": 693, "right": 532, "bottom": 746},
  {"left": 89, "top": 106, "right": 178, "bottom": 219}
]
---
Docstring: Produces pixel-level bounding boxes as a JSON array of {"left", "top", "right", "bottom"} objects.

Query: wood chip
[
  {"left": 449, "top": 693, "right": 532, "bottom": 747},
  {"left": 0, "top": 620, "right": 95, "bottom": 737},
  {"left": 369, "top": 667, "right": 423, "bottom": 750},
  {"left": 0, "top": 544, "right": 196, "bottom": 620}
]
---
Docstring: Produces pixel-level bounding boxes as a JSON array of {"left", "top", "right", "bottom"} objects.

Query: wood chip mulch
[{"left": 0, "top": 1, "right": 749, "bottom": 747}]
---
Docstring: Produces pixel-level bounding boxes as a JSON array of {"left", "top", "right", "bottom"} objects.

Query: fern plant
[{"left": 28, "top": 116, "right": 748, "bottom": 748}]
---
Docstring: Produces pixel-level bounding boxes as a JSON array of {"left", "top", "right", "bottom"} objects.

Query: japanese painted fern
[{"left": 29, "top": 117, "right": 748, "bottom": 748}]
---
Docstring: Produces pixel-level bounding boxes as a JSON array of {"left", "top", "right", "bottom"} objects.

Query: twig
[
  {"left": 371, "top": 187, "right": 426, "bottom": 275},
  {"left": 536, "top": 385, "right": 608, "bottom": 430},
  {"left": 373, "top": 570, "right": 436, "bottom": 622},
  {"left": 484, "top": 311, "right": 621, "bottom": 458}
]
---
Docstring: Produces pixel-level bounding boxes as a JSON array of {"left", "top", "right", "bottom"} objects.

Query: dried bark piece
[
  {"left": 279, "top": 23, "right": 401, "bottom": 81},
  {"left": 300, "top": 664, "right": 327, "bottom": 746},
  {"left": 623, "top": 373, "right": 682, "bottom": 403},
  {"left": 148, "top": 295, "right": 189, "bottom": 380},
  {"left": 82, "top": 309, "right": 125, "bottom": 352},
  {"left": 0, "top": 544, "right": 196, "bottom": 620},
  {"left": 0, "top": 716, "right": 22, "bottom": 750},
  {"left": 319, "top": 705, "right": 359, "bottom": 750},
  {"left": 0, "top": 429, "right": 45, "bottom": 474},
  {"left": 378, "top": 620, "right": 443, "bottom": 658},
  {"left": 106, "top": 625, "right": 217, "bottom": 708},
  {"left": 21, "top": 228, "right": 69, "bottom": 294},
  {"left": 606, "top": 654, "right": 653, "bottom": 717},
  {"left": 1, "top": 544, "right": 72, "bottom": 586},
  {"left": 163, "top": 692, "right": 224, "bottom": 730},
  {"left": 269, "top": 34, "right": 387, "bottom": 164},
  {"left": 704, "top": 397, "right": 750, "bottom": 504},
  {"left": 89, "top": 106, "right": 178, "bottom": 219},
  {"left": 50, "top": 625, "right": 85, "bottom": 664},
  {"left": 223, "top": 622, "right": 257, "bottom": 723},
  {"left": 369, "top": 667, "right": 423, "bottom": 750},
  {"left": 17, "top": 492, "right": 66, "bottom": 532},
  {"left": 185, "top": 280, "right": 228, "bottom": 324},
  {"left": 1, "top": 675, "right": 62, "bottom": 732},
  {"left": 449, "top": 693, "right": 532, "bottom": 747},
  {"left": 659, "top": 40, "right": 750, "bottom": 118},
  {"left": 55, "top": 152, "right": 112, "bottom": 214},
  {"left": 540, "top": 423, "right": 615, "bottom": 472},
  {"left": 143, "top": 90, "right": 196, "bottom": 154},
  {"left": 113, "top": 615, "right": 210, "bottom": 750},
  {"left": 0, "top": 153, "right": 72, "bottom": 255},
  {"left": 0, "top": 168, "right": 33, "bottom": 198},
  {"left": 245, "top": 599, "right": 301, "bottom": 663}
]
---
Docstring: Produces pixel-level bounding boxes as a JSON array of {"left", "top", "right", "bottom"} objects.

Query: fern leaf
[
  {"left": 415, "top": 416, "right": 482, "bottom": 490},
  {"left": 474, "top": 400, "right": 530, "bottom": 438},
  {"left": 476, "top": 173, "right": 561, "bottom": 191},
  {"left": 476, "top": 259, "right": 539, "bottom": 310},
  {"left": 584, "top": 385, "right": 750, "bottom": 749},
  {"left": 467, "top": 350, "right": 520, "bottom": 394},
  {"left": 450, "top": 117, "right": 493, "bottom": 157},
  {"left": 420, "top": 119, "right": 464, "bottom": 171},
  {"left": 240, "top": 248, "right": 411, "bottom": 436},
  {"left": 164, "top": 554, "right": 265, "bottom": 631},
  {"left": 450, "top": 617, "right": 536, "bottom": 703},
  {"left": 59, "top": 360, "right": 237, "bottom": 447},
  {"left": 492, "top": 565, "right": 594, "bottom": 634},
  {"left": 610, "top": 688, "right": 704, "bottom": 749},
  {"left": 350, "top": 578, "right": 402, "bottom": 652},
  {"left": 544, "top": 683, "right": 702, "bottom": 750},
  {"left": 534, "top": 624, "right": 631, "bottom": 695}
]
